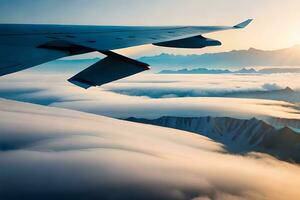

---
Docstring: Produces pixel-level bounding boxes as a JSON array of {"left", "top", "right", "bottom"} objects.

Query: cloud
[
  {"left": 0, "top": 64, "right": 300, "bottom": 199},
  {"left": 1, "top": 99, "right": 300, "bottom": 200},
  {"left": 0, "top": 72, "right": 299, "bottom": 122},
  {"left": 105, "top": 75, "right": 296, "bottom": 99},
  {"left": 262, "top": 83, "right": 282, "bottom": 91}
]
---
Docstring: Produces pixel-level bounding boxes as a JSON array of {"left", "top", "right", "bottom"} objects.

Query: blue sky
[
  {"left": 1, "top": 0, "right": 300, "bottom": 56},
  {"left": 0, "top": 0, "right": 256, "bottom": 25}
]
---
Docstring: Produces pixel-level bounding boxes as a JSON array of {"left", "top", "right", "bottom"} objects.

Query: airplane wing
[
  {"left": 68, "top": 51, "right": 150, "bottom": 89},
  {"left": 0, "top": 19, "right": 252, "bottom": 88}
]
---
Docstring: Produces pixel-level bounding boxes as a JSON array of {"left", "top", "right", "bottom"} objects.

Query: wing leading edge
[{"left": 0, "top": 19, "right": 253, "bottom": 88}]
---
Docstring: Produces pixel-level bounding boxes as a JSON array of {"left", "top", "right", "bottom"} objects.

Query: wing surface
[
  {"left": 0, "top": 19, "right": 252, "bottom": 87},
  {"left": 68, "top": 51, "right": 150, "bottom": 88}
]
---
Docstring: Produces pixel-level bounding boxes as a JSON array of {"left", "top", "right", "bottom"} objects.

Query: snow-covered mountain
[
  {"left": 158, "top": 67, "right": 257, "bottom": 74},
  {"left": 158, "top": 67, "right": 300, "bottom": 74},
  {"left": 127, "top": 116, "right": 300, "bottom": 163}
]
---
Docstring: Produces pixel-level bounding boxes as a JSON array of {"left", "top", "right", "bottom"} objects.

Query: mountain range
[
  {"left": 139, "top": 45, "right": 300, "bottom": 69},
  {"left": 30, "top": 45, "right": 300, "bottom": 73},
  {"left": 159, "top": 67, "right": 300, "bottom": 74},
  {"left": 127, "top": 116, "right": 300, "bottom": 163}
]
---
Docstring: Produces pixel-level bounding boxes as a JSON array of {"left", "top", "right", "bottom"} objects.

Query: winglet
[{"left": 233, "top": 19, "right": 253, "bottom": 29}]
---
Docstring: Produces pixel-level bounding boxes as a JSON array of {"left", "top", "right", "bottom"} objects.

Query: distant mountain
[
  {"left": 224, "top": 87, "right": 300, "bottom": 103},
  {"left": 139, "top": 45, "right": 300, "bottom": 69},
  {"left": 159, "top": 67, "right": 257, "bottom": 74},
  {"left": 30, "top": 46, "right": 300, "bottom": 73},
  {"left": 159, "top": 67, "right": 300, "bottom": 74},
  {"left": 237, "top": 68, "right": 257, "bottom": 73},
  {"left": 126, "top": 116, "right": 300, "bottom": 163}
]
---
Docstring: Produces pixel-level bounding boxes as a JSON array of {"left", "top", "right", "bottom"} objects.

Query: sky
[{"left": 1, "top": 0, "right": 300, "bottom": 56}]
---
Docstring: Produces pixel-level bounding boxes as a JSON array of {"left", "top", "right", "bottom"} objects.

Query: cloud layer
[
  {"left": 1, "top": 99, "right": 300, "bottom": 200},
  {"left": 106, "top": 74, "right": 300, "bottom": 100},
  {"left": 0, "top": 72, "right": 299, "bottom": 122}
]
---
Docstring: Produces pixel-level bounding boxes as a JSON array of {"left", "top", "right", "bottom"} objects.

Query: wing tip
[
  {"left": 233, "top": 19, "right": 253, "bottom": 29},
  {"left": 143, "top": 65, "right": 151, "bottom": 70}
]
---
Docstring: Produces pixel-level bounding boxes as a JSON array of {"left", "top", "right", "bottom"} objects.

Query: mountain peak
[
  {"left": 139, "top": 45, "right": 300, "bottom": 68},
  {"left": 284, "top": 87, "right": 294, "bottom": 92},
  {"left": 247, "top": 47, "right": 260, "bottom": 51},
  {"left": 127, "top": 116, "right": 300, "bottom": 163}
]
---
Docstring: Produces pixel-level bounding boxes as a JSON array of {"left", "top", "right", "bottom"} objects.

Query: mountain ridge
[
  {"left": 126, "top": 116, "right": 300, "bottom": 163},
  {"left": 158, "top": 67, "right": 300, "bottom": 74},
  {"left": 139, "top": 45, "right": 300, "bottom": 69}
]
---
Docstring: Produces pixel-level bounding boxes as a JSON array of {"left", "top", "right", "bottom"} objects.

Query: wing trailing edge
[{"left": 68, "top": 51, "right": 150, "bottom": 89}]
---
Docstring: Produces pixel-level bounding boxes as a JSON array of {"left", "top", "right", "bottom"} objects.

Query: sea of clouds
[
  {"left": 0, "top": 71, "right": 299, "bottom": 121},
  {"left": 1, "top": 64, "right": 300, "bottom": 199},
  {"left": 106, "top": 74, "right": 300, "bottom": 99},
  {"left": 1, "top": 99, "right": 300, "bottom": 200}
]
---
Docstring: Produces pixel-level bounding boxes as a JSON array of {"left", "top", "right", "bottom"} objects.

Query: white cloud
[
  {"left": 0, "top": 70, "right": 299, "bottom": 199},
  {"left": 0, "top": 99, "right": 300, "bottom": 200},
  {"left": 0, "top": 72, "right": 299, "bottom": 122},
  {"left": 262, "top": 83, "right": 282, "bottom": 91}
]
